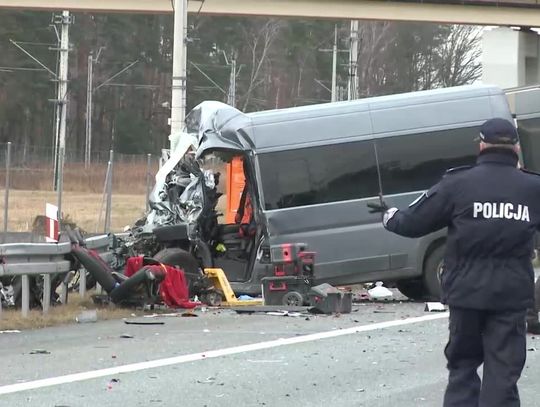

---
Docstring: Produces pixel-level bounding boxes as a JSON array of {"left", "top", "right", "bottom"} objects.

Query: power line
[
  {"left": 0, "top": 66, "right": 46, "bottom": 72},
  {"left": 9, "top": 39, "right": 57, "bottom": 78}
]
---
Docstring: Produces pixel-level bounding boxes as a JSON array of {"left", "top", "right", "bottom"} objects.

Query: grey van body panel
[
  {"left": 511, "top": 88, "right": 540, "bottom": 118},
  {"left": 189, "top": 85, "right": 513, "bottom": 291}
]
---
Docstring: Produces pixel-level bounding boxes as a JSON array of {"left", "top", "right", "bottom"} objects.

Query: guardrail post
[
  {"left": 60, "top": 280, "right": 68, "bottom": 304},
  {"left": 42, "top": 274, "right": 51, "bottom": 314},
  {"left": 3, "top": 141, "right": 12, "bottom": 243},
  {"left": 21, "top": 275, "right": 29, "bottom": 318},
  {"left": 79, "top": 268, "right": 86, "bottom": 297}
]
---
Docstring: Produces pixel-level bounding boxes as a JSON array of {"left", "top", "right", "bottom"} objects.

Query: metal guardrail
[{"left": 0, "top": 234, "right": 113, "bottom": 318}]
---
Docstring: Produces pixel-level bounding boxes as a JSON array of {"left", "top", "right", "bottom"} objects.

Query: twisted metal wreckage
[{"left": 0, "top": 101, "right": 250, "bottom": 309}]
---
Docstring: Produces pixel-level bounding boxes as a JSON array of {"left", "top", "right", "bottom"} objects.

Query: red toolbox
[
  {"left": 270, "top": 243, "right": 315, "bottom": 277},
  {"left": 261, "top": 275, "right": 314, "bottom": 306}
]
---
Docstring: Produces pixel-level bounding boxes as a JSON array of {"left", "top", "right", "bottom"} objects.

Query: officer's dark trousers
[{"left": 443, "top": 306, "right": 527, "bottom": 407}]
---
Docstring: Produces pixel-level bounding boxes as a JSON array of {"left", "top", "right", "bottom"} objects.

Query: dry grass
[
  {"left": 0, "top": 293, "right": 136, "bottom": 331},
  {"left": 1, "top": 189, "right": 146, "bottom": 233},
  {"left": 0, "top": 162, "right": 158, "bottom": 194}
]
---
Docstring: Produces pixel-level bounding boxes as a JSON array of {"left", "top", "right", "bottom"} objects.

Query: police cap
[{"left": 479, "top": 118, "right": 519, "bottom": 145}]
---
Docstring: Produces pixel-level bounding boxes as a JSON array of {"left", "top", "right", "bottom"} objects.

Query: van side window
[
  {"left": 376, "top": 127, "right": 478, "bottom": 195},
  {"left": 258, "top": 141, "right": 379, "bottom": 210},
  {"left": 517, "top": 117, "right": 540, "bottom": 172}
]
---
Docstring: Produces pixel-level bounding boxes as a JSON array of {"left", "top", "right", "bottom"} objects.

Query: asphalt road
[{"left": 1, "top": 300, "right": 539, "bottom": 407}]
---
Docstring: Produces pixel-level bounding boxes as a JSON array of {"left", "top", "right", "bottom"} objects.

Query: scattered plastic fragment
[
  {"left": 197, "top": 376, "right": 216, "bottom": 384},
  {"left": 120, "top": 334, "right": 134, "bottom": 339},
  {"left": 0, "top": 330, "right": 20, "bottom": 334},
  {"left": 424, "top": 302, "right": 446, "bottom": 312},
  {"left": 368, "top": 282, "right": 393, "bottom": 300},
  {"left": 266, "top": 311, "right": 303, "bottom": 317},
  {"left": 238, "top": 295, "right": 255, "bottom": 301},
  {"left": 76, "top": 310, "right": 98, "bottom": 323}
]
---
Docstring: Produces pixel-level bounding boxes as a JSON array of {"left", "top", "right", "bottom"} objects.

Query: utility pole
[
  {"left": 348, "top": 20, "right": 359, "bottom": 101},
  {"left": 53, "top": 11, "right": 72, "bottom": 192},
  {"left": 84, "top": 47, "right": 105, "bottom": 169},
  {"left": 223, "top": 52, "right": 237, "bottom": 107},
  {"left": 169, "top": 0, "right": 187, "bottom": 151},
  {"left": 85, "top": 53, "right": 93, "bottom": 168},
  {"left": 319, "top": 25, "right": 347, "bottom": 103},
  {"left": 331, "top": 24, "right": 338, "bottom": 102}
]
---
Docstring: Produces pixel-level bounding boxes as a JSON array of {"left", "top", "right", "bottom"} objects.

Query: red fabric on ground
[
  {"left": 124, "top": 256, "right": 199, "bottom": 308},
  {"left": 124, "top": 256, "right": 144, "bottom": 278}
]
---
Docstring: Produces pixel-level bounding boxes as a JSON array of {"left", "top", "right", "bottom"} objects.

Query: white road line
[{"left": 0, "top": 312, "right": 448, "bottom": 395}]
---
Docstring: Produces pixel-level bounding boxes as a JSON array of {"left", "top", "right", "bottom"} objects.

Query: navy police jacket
[{"left": 384, "top": 147, "right": 540, "bottom": 310}]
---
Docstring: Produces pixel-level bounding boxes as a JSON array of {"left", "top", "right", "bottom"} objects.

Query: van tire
[
  {"left": 153, "top": 248, "right": 202, "bottom": 296},
  {"left": 423, "top": 245, "right": 445, "bottom": 301},
  {"left": 396, "top": 279, "right": 426, "bottom": 301}
]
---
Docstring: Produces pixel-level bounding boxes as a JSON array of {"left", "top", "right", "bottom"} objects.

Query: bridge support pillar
[{"left": 483, "top": 27, "right": 540, "bottom": 89}]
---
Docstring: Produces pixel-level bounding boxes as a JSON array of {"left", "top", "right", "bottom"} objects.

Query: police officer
[{"left": 368, "top": 117, "right": 540, "bottom": 407}]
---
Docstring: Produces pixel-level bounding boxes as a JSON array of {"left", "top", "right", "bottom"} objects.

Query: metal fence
[{"left": 0, "top": 142, "right": 158, "bottom": 235}]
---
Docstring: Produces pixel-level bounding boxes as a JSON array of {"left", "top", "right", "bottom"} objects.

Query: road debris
[
  {"left": 424, "top": 302, "right": 446, "bottom": 312},
  {"left": 120, "top": 333, "right": 134, "bottom": 339},
  {"left": 266, "top": 311, "right": 304, "bottom": 317},
  {"left": 197, "top": 376, "right": 217, "bottom": 384},
  {"left": 0, "top": 330, "right": 21, "bottom": 334},
  {"left": 232, "top": 305, "right": 309, "bottom": 314},
  {"left": 368, "top": 282, "right": 393, "bottom": 300},
  {"left": 30, "top": 349, "right": 50, "bottom": 354},
  {"left": 76, "top": 310, "right": 98, "bottom": 323},
  {"left": 124, "top": 320, "right": 165, "bottom": 325},
  {"left": 107, "top": 378, "right": 120, "bottom": 390}
]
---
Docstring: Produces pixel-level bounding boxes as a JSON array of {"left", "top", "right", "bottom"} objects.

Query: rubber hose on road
[
  {"left": 109, "top": 268, "right": 152, "bottom": 303},
  {"left": 71, "top": 249, "right": 117, "bottom": 293}
]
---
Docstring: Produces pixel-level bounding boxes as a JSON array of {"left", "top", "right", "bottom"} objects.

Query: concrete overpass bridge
[{"left": 2, "top": 0, "right": 540, "bottom": 27}]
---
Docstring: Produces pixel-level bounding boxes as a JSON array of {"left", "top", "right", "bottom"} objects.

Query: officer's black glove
[{"left": 367, "top": 200, "right": 389, "bottom": 214}]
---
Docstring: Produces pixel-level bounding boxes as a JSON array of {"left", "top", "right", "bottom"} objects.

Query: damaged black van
[{"left": 129, "top": 84, "right": 513, "bottom": 301}]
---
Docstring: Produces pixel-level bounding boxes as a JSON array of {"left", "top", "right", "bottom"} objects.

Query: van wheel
[
  {"left": 396, "top": 279, "right": 426, "bottom": 301},
  {"left": 153, "top": 248, "right": 203, "bottom": 297},
  {"left": 423, "top": 245, "right": 445, "bottom": 301}
]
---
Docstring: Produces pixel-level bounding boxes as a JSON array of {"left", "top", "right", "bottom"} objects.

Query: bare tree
[
  {"left": 357, "top": 22, "right": 395, "bottom": 97},
  {"left": 240, "top": 20, "right": 283, "bottom": 111},
  {"left": 435, "top": 25, "right": 482, "bottom": 87}
]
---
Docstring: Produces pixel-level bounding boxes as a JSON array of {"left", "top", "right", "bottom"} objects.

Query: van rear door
[{"left": 508, "top": 87, "right": 540, "bottom": 171}]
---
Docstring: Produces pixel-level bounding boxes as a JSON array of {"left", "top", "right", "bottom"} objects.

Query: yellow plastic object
[{"left": 203, "top": 268, "right": 263, "bottom": 307}]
